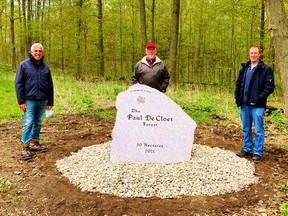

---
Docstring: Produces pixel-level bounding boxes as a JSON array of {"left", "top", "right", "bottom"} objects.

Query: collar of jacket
[
  {"left": 241, "top": 60, "right": 265, "bottom": 69},
  {"left": 28, "top": 51, "right": 45, "bottom": 66},
  {"left": 141, "top": 56, "right": 161, "bottom": 66}
]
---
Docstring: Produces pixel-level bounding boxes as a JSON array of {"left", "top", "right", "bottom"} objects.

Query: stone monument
[{"left": 110, "top": 84, "right": 197, "bottom": 163}]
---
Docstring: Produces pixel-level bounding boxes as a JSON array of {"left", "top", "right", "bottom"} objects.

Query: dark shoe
[
  {"left": 252, "top": 154, "right": 262, "bottom": 163},
  {"left": 29, "top": 138, "right": 47, "bottom": 152},
  {"left": 236, "top": 150, "right": 253, "bottom": 158},
  {"left": 22, "top": 144, "right": 33, "bottom": 160}
]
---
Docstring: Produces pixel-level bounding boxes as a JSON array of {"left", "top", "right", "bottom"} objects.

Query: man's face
[
  {"left": 145, "top": 47, "right": 157, "bottom": 59},
  {"left": 31, "top": 45, "right": 44, "bottom": 63},
  {"left": 249, "top": 47, "right": 260, "bottom": 64}
]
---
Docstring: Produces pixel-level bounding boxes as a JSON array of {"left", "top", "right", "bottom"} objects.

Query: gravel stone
[{"left": 56, "top": 142, "right": 258, "bottom": 198}]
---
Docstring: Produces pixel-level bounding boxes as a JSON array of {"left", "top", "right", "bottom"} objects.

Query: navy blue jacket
[
  {"left": 235, "top": 60, "right": 274, "bottom": 108},
  {"left": 15, "top": 53, "right": 54, "bottom": 106}
]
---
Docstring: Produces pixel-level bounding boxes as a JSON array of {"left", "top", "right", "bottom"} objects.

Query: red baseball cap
[{"left": 145, "top": 42, "right": 156, "bottom": 49}]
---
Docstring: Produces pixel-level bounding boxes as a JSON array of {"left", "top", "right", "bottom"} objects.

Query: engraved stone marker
[{"left": 110, "top": 84, "right": 197, "bottom": 163}]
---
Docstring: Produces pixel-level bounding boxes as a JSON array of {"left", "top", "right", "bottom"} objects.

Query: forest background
[{"left": 0, "top": 0, "right": 288, "bottom": 112}]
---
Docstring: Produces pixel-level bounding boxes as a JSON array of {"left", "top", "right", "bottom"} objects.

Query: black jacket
[
  {"left": 235, "top": 60, "right": 274, "bottom": 108},
  {"left": 132, "top": 56, "right": 170, "bottom": 92},
  {"left": 15, "top": 53, "right": 54, "bottom": 106}
]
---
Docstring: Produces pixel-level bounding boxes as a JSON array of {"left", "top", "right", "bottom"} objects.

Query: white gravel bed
[{"left": 56, "top": 142, "right": 258, "bottom": 198}]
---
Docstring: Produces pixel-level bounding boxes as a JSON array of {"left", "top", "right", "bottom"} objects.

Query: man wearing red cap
[{"left": 132, "top": 42, "right": 170, "bottom": 92}]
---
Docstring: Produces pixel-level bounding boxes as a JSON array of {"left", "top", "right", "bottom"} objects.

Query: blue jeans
[
  {"left": 21, "top": 100, "right": 47, "bottom": 144},
  {"left": 240, "top": 105, "right": 265, "bottom": 156}
]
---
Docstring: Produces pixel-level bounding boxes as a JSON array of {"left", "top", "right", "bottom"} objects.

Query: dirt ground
[{"left": 0, "top": 114, "right": 287, "bottom": 216}]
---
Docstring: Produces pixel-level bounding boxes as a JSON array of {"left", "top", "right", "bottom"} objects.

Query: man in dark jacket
[
  {"left": 15, "top": 43, "right": 54, "bottom": 160},
  {"left": 132, "top": 42, "right": 170, "bottom": 92},
  {"left": 235, "top": 45, "right": 274, "bottom": 162}
]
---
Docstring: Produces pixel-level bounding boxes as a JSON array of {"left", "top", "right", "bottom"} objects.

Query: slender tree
[
  {"left": 260, "top": 0, "right": 265, "bottom": 52},
  {"left": 150, "top": 0, "right": 155, "bottom": 42},
  {"left": 229, "top": 1, "right": 236, "bottom": 83},
  {"left": 139, "top": 0, "right": 147, "bottom": 48},
  {"left": 27, "top": 0, "right": 32, "bottom": 49},
  {"left": 97, "top": 0, "right": 104, "bottom": 77},
  {"left": 10, "top": 0, "right": 16, "bottom": 71},
  {"left": 119, "top": 2, "right": 123, "bottom": 78},
  {"left": 131, "top": 0, "right": 137, "bottom": 73},
  {"left": 76, "top": 0, "right": 83, "bottom": 80},
  {"left": 59, "top": 0, "right": 65, "bottom": 72},
  {"left": 169, "top": 0, "right": 180, "bottom": 83},
  {"left": 17, "top": 0, "right": 25, "bottom": 60},
  {"left": 265, "top": 0, "right": 288, "bottom": 114}
]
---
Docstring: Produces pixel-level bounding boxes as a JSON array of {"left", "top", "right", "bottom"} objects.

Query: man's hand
[
  {"left": 19, "top": 103, "right": 26, "bottom": 112},
  {"left": 46, "top": 106, "right": 53, "bottom": 110}
]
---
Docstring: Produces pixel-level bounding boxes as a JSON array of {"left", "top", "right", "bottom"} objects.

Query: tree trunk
[
  {"left": 230, "top": 2, "right": 235, "bottom": 83},
  {"left": 76, "top": 0, "right": 83, "bottom": 80},
  {"left": 169, "top": 0, "right": 180, "bottom": 83},
  {"left": 260, "top": 0, "right": 265, "bottom": 52},
  {"left": 27, "top": 0, "right": 32, "bottom": 49},
  {"left": 265, "top": 0, "right": 288, "bottom": 114},
  {"left": 97, "top": 0, "right": 104, "bottom": 77},
  {"left": 17, "top": 0, "right": 25, "bottom": 60},
  {"left": 119, "top": 3, "right": 123, "bottom": 79},
  {"left": 150, "top": 0, "right": 155, "bottom": 42},
  {"left": 131, "top": 3, "right": 137, "bottom": 73},
  {"left": 10, "top": 0, "right": 16, "bottom": 72},
  {"left": 139, "top": 0, "right": 147, "bottom": 48}
]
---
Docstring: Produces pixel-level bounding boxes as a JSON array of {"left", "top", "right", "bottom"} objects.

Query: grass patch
[
  {"left": 0, "top": 182, "right": 23, "bottom": 204},
  {"left": 167, "top": 85, "right": 240, "bottom": 125},
  {"left": 269, "top": 111, "right": 288, "bottom": 134},
  {"left": 281, "top": 202, "right": 288, "bottom": 216},
  {"left": 280, "top": 180, "right": 288, "bottom": 216},
  {"left": 0, "top": 77, "right": 23, "bottom": 123},
  {"left": 95, "top": 109, "right": 117, "bottom": 119},
  {"left": 0, "top": 182, "right": 9, "bottom": 192},
  {"left": 1, "top": 63, "right": 287, "bottom": 130}
]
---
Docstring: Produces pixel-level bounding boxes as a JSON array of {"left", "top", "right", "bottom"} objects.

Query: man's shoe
[
  {"left": 236, "top": 150, "right": 253, "bottom": 158},
  {"left": 29, "top": 138, "right": 47, "bottom": 152},
  {"left": 252, "top": 154, "right": 262, "bottom": 163},
  {"left": 22, "top": 144, "right": 33, "bottom": 160}
]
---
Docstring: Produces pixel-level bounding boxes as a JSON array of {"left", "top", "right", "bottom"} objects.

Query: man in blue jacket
[
  {"left": 235, "top": 45, "right": 274, "bottom": 162},
  {"left": 15, "top": 43, "right": 54, "bottom": 160}
]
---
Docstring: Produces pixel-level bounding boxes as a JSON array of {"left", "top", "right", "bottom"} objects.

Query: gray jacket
[{"left": 132, "top": 56, "right": 170, "bottom": 92}]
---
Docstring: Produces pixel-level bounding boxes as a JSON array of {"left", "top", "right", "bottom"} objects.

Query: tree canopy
[{"left": 0, "top": 0, "right": 283, "bottom": 87}]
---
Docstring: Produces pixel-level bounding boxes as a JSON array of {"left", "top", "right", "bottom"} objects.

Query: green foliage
[
  {"left": 279, "top": 180, "right": 288, "bottom": 215},
  {"left": 0, "top": 63, "right": 12, "bottom": 72},
  {"left": 6, "top": 194, "right": 23, "bottom": 204},
  {"left": 169, "top": 86, "right": 241, "bottom": 125},
  {"left": 0, "top": 0, "right": 278, "bottom": 86},
  {"left": 81, "top": 94, "right": 94, "bottom": 109},
  {"left": 192, "top": 98, "right": 216, "bottom": 113},
  {"left": 96, "top": 109, "right": 117, "bottom": 119},
  {"left": 0, "top": 70, "right": 22, "bottom": 123},
  {"left": 1, "top": 69, "right": 287, "bottom": 131},
  {"left": 0, "top": 182, "right": 9, "bottom": 192},
  {"left": 281, "top": 180, "right": 288, "bottom": 193},
  {"left": 181, "top": 102, "right": 215, "bottom": 124},
  {"left": 113, "top": 85, "right": 127, "bottom": 96},
  {"left": 0, "top": 182, "right": 23, "bottom": 204},
  {"left": 280, "top": 202, "right": 288, "bottom": 216},
  {"left": 0, "top": 69, "right": 124, "bottom": 121},
  {"left": 269, "top": 111, "right": 288, "bottom": 134}
]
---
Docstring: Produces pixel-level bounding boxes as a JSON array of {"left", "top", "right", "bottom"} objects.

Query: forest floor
[{"left": 0, "top": 114, "right": 287, "bottom": 216}]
